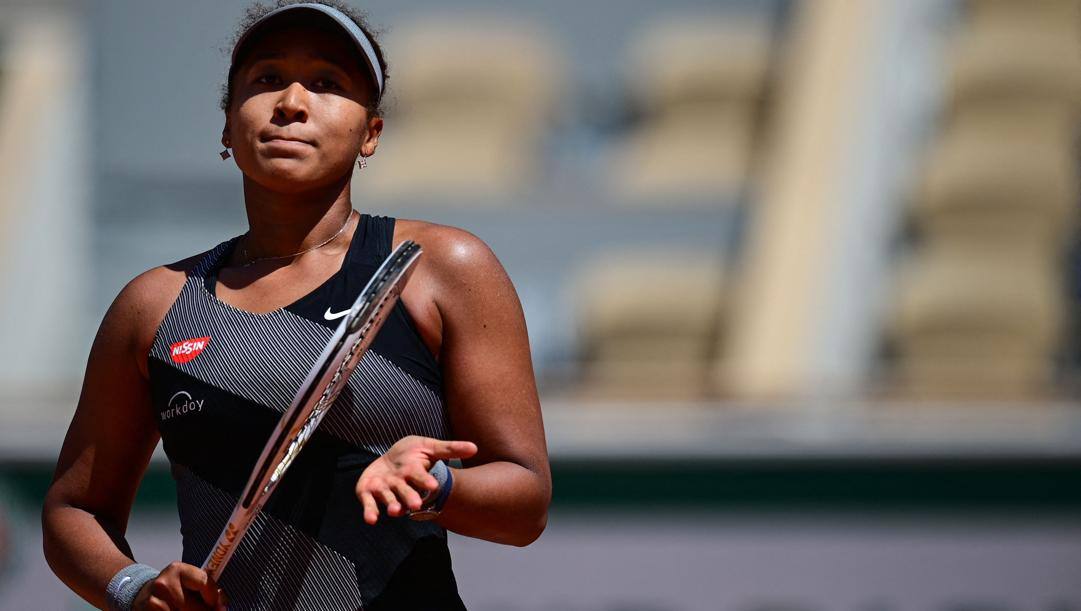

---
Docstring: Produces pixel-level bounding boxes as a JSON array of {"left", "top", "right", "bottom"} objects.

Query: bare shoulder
[
  {"left": 393, "top": 218, "right": 505, "bottom": 285},
  {"left": 392, "top": 218, "right": 523, "bottom": 350},
  {"left": 119, "top": 253, "right": 198, "bottom": 307},
  {"left": 102, "top": 250, "right": 209, "bottom": 377},
  {"left": 115, "top": 251, "right": 204, "bottom": 319}
]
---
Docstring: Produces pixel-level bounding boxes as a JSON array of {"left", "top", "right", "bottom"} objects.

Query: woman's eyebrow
[{"left": 248, "top": 50, "right": 352, "bottom": 69}]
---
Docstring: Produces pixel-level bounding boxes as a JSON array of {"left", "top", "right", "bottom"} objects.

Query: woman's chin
[
  {"left": 232, "top": 150, "right": 352, "bottom": 192},
  {"left": 248, "top": 159, "right": 339, "bottom": 192}
]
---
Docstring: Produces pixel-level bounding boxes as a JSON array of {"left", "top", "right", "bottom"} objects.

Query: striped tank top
[{"left": 147, "top": 213, "right": 466, "bottom": 610}]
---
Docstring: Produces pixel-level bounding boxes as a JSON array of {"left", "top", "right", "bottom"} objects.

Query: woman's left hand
[{"left": 355, "top": 435, "right": 478, "bottom": 524}]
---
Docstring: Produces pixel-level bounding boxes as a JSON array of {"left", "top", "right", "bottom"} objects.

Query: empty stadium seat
[
  {"left": 947, "top": 2, "right": 1081, "bottom": 111},
  {"left": 916, "top": 104, "right": 1079, "bottom": 246},
  {"left": 889, "top": 243, "right": 1065, "bottom": 399},
  {"left": 606, "top": 15, "right": 773, "bottom": 202},
  {"left": 886, "top": 0, "right": 1081, "bottom": 400},
  {"left": 966, "top": 0, "right": 1081, "bottom": 31},
  {"left": 573, "top": 250, "right": 724, "bottom": 399},
  {"left": 355, "top": 16, "right": 565, "bottom": 201}
]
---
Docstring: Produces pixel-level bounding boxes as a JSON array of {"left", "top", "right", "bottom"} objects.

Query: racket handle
[{"left": 203, "top": 517, "right": 245, "bottom": 580}]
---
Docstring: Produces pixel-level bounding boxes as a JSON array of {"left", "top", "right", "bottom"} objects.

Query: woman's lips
[{"left": 261, "top": 138, "right": 314, "bottom": 154}]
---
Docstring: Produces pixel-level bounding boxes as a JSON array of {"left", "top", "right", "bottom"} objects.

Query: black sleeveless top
[{"left": 147, "top": 213, "right": 466, "bottom": 610}]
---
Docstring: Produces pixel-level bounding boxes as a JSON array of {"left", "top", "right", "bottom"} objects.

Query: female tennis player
[{"left": 41, "top": 1, "right": 552, "bottom": 609}]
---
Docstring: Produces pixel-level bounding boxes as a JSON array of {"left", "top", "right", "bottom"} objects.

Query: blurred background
[{"left": 2, "top": 0, "right": 1081, "bottom": 608}]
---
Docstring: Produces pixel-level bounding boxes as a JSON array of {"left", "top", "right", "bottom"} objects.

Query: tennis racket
[{"left": 201, "top": 239, "right": 423, "bottom": 581}]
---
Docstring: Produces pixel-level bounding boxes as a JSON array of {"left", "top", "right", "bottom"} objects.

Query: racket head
[
  {"left": 260, "top": 240, "right": 422, "bottom": 496},
  {"left": 202, "top": 240, "right": 422, "bottom": 577}
]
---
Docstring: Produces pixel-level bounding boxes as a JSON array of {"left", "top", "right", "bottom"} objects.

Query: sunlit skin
[
  {"left": 225, "top": 25, "right": 379, "bottom": 194},
  {"left": 41, "top": 16, "right": 551, "bottom": 611}
]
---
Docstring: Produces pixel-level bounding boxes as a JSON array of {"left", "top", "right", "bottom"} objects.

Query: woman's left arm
[
  {"left": 355, "top": 228, "right": 552, "bottom": 547},
  {"left": 429, "top": 231, "right": 552, "bottom": 546}
]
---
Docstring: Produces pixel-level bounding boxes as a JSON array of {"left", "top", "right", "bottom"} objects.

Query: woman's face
[{"left": 223, "top": 21, "right": 382, "bottom": 193}]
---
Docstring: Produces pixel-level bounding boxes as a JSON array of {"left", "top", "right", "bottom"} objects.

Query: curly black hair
[{"left": 219, "top": 0, "right": 389, "bottom": 115}]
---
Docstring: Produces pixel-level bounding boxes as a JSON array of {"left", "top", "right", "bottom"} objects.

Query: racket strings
[
  {"left": 263, "top": 245, "right": 413, "bottom": 495},
  {"left": 207, "top": 241, "right": 422, "bottom": 579}
]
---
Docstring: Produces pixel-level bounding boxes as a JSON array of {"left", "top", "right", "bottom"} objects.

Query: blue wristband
[
  {"left": 418, "top": 460, "right": 453, "bottom": 510},
  {"left": 105, "top": 563, "right": 159, "bottom": 611},
  {"left": 431, "top": 460, "right": 454, "bottom": 512},
  {"left": 407, "top": 460, "right": 455, "bottom": 520}
]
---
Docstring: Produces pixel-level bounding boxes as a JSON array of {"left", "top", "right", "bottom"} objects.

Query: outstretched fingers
[
  {"left": 391, "top": 478, "right": 425, "bottom": 512},
  {"left": 355, "top": 437, "right": 478, "bottom": 526},
  {"left": 423, "top": 439, "right": 478, "bottom": 462},
  {"left": 377, "top": 487, "right": 401, "bottom": 516},
  {"left": 403, "top": 466, "right": 439, "bottom": 498},
  {"left": 359, "top": 489, "right": 380, "bottom": 525}
]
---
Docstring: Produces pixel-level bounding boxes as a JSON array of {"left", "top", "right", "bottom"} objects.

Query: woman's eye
[{"left": 251, "top": 73, "right": 341, "bottom": 90}]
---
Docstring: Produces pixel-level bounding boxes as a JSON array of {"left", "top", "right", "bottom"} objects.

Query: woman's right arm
[{"left": 41, "top": 263, "right": 224, "bottom": 610}]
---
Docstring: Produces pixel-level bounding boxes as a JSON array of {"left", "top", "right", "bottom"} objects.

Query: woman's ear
[
  {"left": 221, "top": 123, "right": 231, "bottom": 148},
  {"left": 360, "top": 116, "right": 383, "bottom": 157}
]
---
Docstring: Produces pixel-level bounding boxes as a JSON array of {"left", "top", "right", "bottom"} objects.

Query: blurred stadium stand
[
  {"left": 0, "top": 4, "right": 91, "bottom": 478},
  {"left": 2, "top": 0, "right": 1081, "bottom": 608},
  {"left": 605, "top": 14, "right": 773, "bottom": 202},
  {"left": 357, "top": 15, "right": 565, "bottom": 200},
  {"left": 888, "top": 0, "right": 1081, "bottom": 399},
  {"left": 574, "top": 249, "right": 724, "bottom": 399}
]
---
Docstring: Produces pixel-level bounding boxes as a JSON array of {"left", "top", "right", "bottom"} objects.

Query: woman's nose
[{"left": 274, "top": 81, "right": 309, "bottom": 122}]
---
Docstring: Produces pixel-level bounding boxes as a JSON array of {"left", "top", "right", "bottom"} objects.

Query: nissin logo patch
[{"left": 170, "top": 336, "right": 210, "bottom": 364}]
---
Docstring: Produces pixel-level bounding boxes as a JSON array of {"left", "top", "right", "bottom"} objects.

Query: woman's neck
[{"left": 239, "top": 173, "right": 356, "bottom": 259}]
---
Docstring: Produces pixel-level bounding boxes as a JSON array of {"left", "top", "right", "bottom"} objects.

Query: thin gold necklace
[{"left": 238, "top": 209, "right": 355, "bottom": 268}]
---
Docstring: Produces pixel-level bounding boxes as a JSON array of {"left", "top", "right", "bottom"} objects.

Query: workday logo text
[{"left": 161, "top": 390, "right": 205, "bottom": 421}]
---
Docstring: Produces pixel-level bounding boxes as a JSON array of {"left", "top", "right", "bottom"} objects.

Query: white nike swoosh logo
[{"left": 324, "top": 307, "right": 351, "bottom": 321}]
